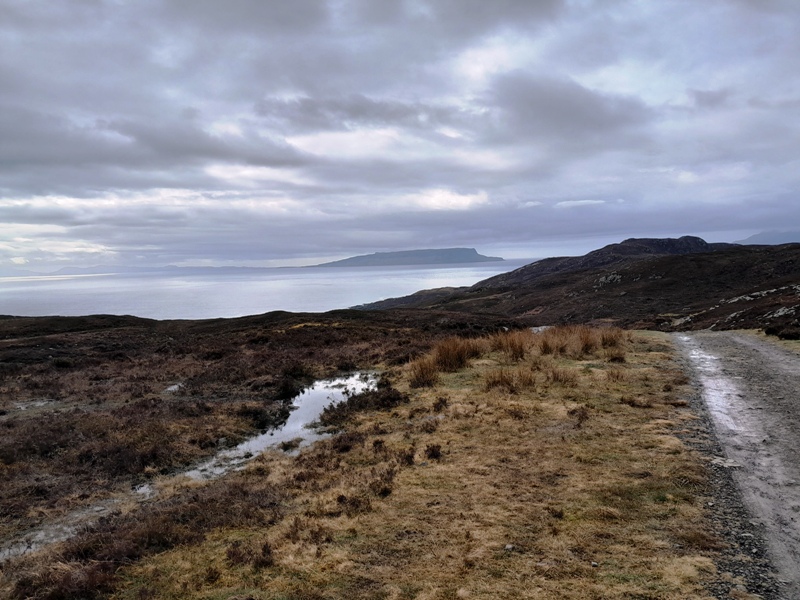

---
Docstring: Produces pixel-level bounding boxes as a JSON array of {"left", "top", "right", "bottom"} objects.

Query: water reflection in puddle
[{"left": 181, "top": 372, "right": 376, "bottom": 481}]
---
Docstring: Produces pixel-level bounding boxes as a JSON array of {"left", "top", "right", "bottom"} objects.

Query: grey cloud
[
  {"left": 689, "top": 88, "right": 732, "bottom": 109},
  {"left": 0, "top": 202, "right": 76, "bottom": 225},
  {"left": 413, "top": 0, "right": 564, "bottom": 37},
  {"left": 0, "top": 102, "right": 306, "bottom": 196},
  {"left": 347, "top": 0, "right": 563, "bottom": 37},
  {"left": 254, "top": 95, "right": 463, "bottom": 133},
  {"left": 155, "top": 0, "right": 330, "bottom": 34},
  {"left": 101, "top": 118, "right": 304, "bottom": 168},
  {"left": 730, "top": 0, "right": 798, "bottom": 13},
  {"left": 485, "top": 72, "right": 652, "bottom": 147}
]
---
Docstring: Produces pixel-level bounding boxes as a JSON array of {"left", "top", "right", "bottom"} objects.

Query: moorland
[{"left": 1, "top": 236, "right": 799, "bottom": 599}]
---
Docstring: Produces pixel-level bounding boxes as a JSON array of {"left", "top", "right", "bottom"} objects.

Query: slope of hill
[{"left": 359, "top": 238, "right": 800, "bottom": 335}]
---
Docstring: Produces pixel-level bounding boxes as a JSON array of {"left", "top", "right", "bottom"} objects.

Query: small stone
[
  {"left": 591, "top": 561, "right": 599, "bottom": 568},
  {"left": 504, "top": 544, "right": 515, "bottom": 552}
]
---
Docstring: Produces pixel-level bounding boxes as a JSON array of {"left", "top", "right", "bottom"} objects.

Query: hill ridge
[{"left": 357, "top": 237, "right": 800, "bottom": 336}]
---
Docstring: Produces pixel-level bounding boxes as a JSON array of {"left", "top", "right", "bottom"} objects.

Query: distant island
[
  {"left": 313, "top": 248, "right": 504, "bottom": 268},
  {"left": 734, "top": 230, "right": 800, "bottom": 245}
]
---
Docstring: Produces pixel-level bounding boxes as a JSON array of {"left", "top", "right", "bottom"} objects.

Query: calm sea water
[{"left": 0, "top": 261, "right": 531, "bottom": 320}]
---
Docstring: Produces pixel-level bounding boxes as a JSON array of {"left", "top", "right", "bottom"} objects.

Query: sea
[{"left": 0, "top": 260, "right": 532, "bottom": 320}]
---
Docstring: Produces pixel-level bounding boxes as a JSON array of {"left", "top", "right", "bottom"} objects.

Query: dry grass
[
  {"left": 489, "top": 329, "right": 536, "bottom": 362},
  {"left": 432, "top": 337, "right": 484, "bottom": 372},
  {"left": 537, "top": 325, "right": 627, "bottom": 361},
  {"left": 408, "top": 355, "right": 439, "bottom": 388},
  {"left": 409, "top": 336, "right": 484, "bottom": 387},
  {"left": 3, "top": 327, "right": 725, "bottom": 600}
]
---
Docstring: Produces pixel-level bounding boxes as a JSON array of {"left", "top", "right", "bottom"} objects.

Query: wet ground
[
  {"left": 677, "top": 331, "right": 800, "bottom": 598},
  {"left": 182, "top": 372, "right": 375, "bottom": 480},
  {"left": 0, "top": 373, "right": 375, "bottom": 562}
]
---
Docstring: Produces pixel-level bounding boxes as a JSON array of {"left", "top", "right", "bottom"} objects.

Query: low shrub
[
  {"left": 424, "top": 444, "right": 442, "bottom": 460},
  {"left": 432, "top": 396, "right": 449, "bottom": 412},
  {"left": 12, "top": 479, "right": 285, "bottom": 599},
  {"left": 331, "top": 431, "right": 366, "bottom": 453},
  {"left": 396, "top": 446, "right": 415, "bottom": 466},
  {"left": 238, "top": 403, "right": 291, "bottom": 430},
  {"left": 568, "top": 405, "right": 590, "bottom": 428},
  {"left": 319, "top": 387, "right": 409, "bottom": 427}
]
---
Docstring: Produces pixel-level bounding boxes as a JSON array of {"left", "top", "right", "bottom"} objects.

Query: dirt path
[{"left": 676, "top": 331, "right": 800, "bottom": 598}]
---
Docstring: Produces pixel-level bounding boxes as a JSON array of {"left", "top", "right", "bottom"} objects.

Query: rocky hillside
[{"left": 359, "top": 237, "right": 800, "bottom": 336}]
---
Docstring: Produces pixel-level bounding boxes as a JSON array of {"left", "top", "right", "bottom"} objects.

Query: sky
[{"left": 1, "top": 0, "right": 799, "bottom": 271}]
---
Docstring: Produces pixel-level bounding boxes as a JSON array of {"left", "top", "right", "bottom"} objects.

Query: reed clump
[
  {"left": 489, "top": 329, "right": 536, "bottom": 362},
  {"left": 433, "top": 337, "right": 483, "bottom": 372},
  {"left": 408, "top": 337, "right": 485, "bottom": 387},
  {"left": 408, "top": 356, "right": 439, "bottom": 388},
  {"left": 537, "top": 325, "right": 626, "bottom": 360}
]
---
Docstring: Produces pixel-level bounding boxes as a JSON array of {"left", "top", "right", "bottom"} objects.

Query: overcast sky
[{"left": 1, "top": 0, "right": 799, "bottom": 270}]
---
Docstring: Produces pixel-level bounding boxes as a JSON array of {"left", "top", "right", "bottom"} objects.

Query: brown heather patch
[
  {"left": 29, "top": 328, "right": 724, "bottom": 600},
  {"left": 0, "top": 312, "right": 503, "bottom": 544}
]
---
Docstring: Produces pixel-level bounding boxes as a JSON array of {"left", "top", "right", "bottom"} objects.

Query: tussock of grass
[
  {"left": 489, "top": 329, "right": 535, "bottom": 361},
  {"left": 483, "top": 366, "right": 537, "bottom": 394},
  {"left": 433, "top": 337, "right": 483, "bottom": 372},
  {"left": 546, "top": 366, "right": 579, "bottom": 386},
  {"left": 408, "top": 336, "right": 484, "bottom": 387},
  {"left": 408, "top": 355, "right": 438, "bottom": 388}
]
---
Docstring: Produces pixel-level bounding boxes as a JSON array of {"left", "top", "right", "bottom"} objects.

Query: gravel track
[{"left": 676, "top": 331, "right": 800, "bottom": 599}]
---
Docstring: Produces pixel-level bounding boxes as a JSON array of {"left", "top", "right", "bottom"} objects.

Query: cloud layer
[{"left": 1, "top": 0, "right": 799, "bottom": 268}]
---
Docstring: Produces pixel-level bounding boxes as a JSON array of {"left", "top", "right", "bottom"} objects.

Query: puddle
[
  {"left": 1, "top": 372, "right": 376, "bottom": 562},
  {"left": 681, "top": 337, "right": 744, "bottom": 433},
  {"left": 13, "top": 399, "right": 55, "bottom": 411},
  {"left": 179, "top": 372, "right": 376, "bottom": 481}
]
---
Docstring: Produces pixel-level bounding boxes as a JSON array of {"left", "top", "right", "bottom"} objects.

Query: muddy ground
[{"left": 677, "top": 331, "right": 800, "bottom": 599}]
